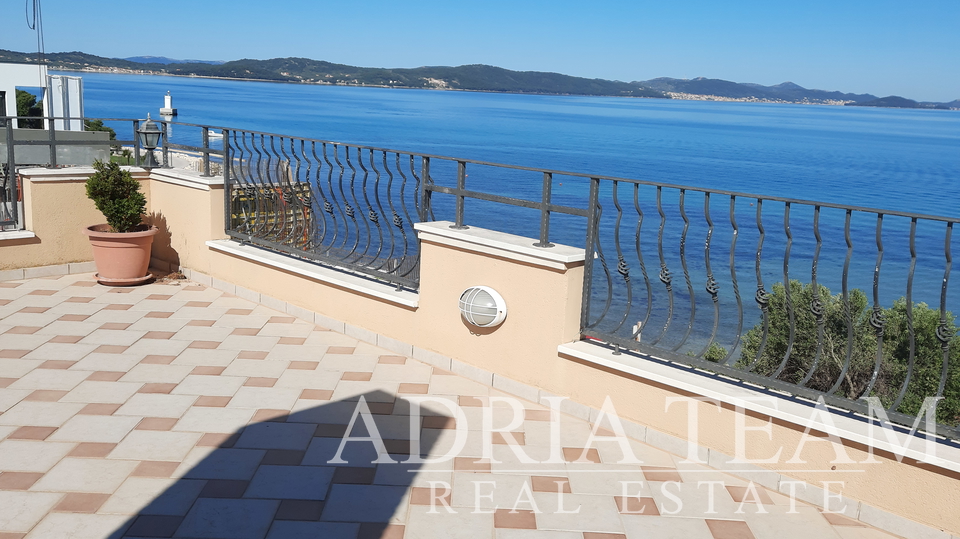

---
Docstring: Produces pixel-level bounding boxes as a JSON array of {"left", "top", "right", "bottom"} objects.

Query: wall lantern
[
  {"left": 137, "top": 113, "right": 163, "bottom": 169},
  {"left": 459, "top": 286, "right": 507, "bottom": 328}
]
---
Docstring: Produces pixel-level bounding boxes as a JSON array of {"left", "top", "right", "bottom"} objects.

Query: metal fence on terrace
[{"left": 4, "top": 116, "right": 958, "bottom": 439}]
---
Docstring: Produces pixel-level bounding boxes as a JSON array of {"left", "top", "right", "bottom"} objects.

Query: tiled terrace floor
[{"left": 0, "top": 273, "right": 904, "bottom": 539}]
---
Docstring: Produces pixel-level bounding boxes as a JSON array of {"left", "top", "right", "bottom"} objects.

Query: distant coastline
[{"left": 6, "top": 48, "right": 957, "bottom": 110}]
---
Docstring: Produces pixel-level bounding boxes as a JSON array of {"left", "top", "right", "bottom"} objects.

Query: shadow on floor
[{"left": 111, "top": 390, "right": 446, "bottom": 539}]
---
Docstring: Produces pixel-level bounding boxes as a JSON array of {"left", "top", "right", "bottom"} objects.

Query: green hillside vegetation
[
  {"left": 0, "top": 50, "right": 663, "bottom": 98},
  {"left": 733, "top": 281, "right": 960, "bottom": 426},
  {"left": 846, "top": 96, "right": 950, "bottom": 109}
]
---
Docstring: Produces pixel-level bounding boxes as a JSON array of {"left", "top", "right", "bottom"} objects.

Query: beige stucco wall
[
  {"left": 143, "top": 172, "right": 225, "bottom": 273},
  {"left": 0, "top": 167, "right": 149, "bottom": 270}
]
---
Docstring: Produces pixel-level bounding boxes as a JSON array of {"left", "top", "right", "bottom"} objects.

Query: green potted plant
[{"left": 82, "top": 160, "right": 157, "bottom": 285}]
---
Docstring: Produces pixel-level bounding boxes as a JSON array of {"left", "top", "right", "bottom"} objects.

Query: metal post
[
  {"left": 161, "top": 122, "right": 170, "bottom": 168},
  {"left": 420, "top": 156, "right": 432, "bottom": 222},
  {"left": 222, "top": 129, "right": 232, "bottom": 235},
  {"left": 201, "top": 127, "right": 211, "bottom": 177},
  {"left": 133, "top": 120, "right": 141, "bottom": 167},
  {"left": 4, "top": 121, "right": 17, "bottom": 227},
  {"left": 579, "top": 177, "right": 601, "bottom": 334},
  {"left": 451, "top": 160, "right": 468, "bottom": 229},
  {"left": 47, "top": 117, "right": 57, "bottom": 168},
  {"left": 534, "top": 171, "right": 554, "bottom": 247}
]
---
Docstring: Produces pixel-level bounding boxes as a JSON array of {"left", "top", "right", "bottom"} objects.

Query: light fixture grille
[{"left": 459, "top": 286, "right": 506, "bottom": 327}]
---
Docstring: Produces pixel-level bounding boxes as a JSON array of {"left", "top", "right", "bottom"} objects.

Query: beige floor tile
[
  {"left": 60, "top": 381, "right": 142, "bottom": 404},
  {"left": 98, "top": 476, "right": 181, "bottom": 514},
  {"left": 212, "top": 314, "right": 272, "bottom": 329},
  {"left": 646, "top": 480, "right": 741, "bottom": 519},
  {"left": 834, "top": 528, "right": 902, "bottom": 539},
  {"left": 0, "top": 333, "right": 54, "bottom": 351},
  {"left": 221, "top": 359, "right": 289, "bottom": 378},
  {"left": 273, "top": 369, "right": 342, "bottom": 390},
  {"left": 114, "top": 393, "right": 197, "bottom": 418},
  {"left": 171, "top": 349, "right": 239, "bottom": 366},
  {"left": 126, "top": 316, "right": 192, "bottom": 332},
  {"left": 22, "top": 342, "right": 99, "bottom": 360},
  {"left": 108, "top": 430, "right": 202, "bottom": 461},
  {"left": 741, "top": 506, "right": 843, "bottom": 539},
  {"left": 620, "top": 515, "right": 715, "bottom": 539},
  {"left": 78, "top": 328, "right": 146, "bottom": 346},
  {"left": 533, "top": 492, "right": 625, "bottom": 533},
  {"left": 449, "top": 472, "right": 533, "bottom": 511},
  {"left": 428, "top": 376, "right": 492, "bottom": 397},
  {"left": 173, "top": 407, "right": 256, "bottom": 433},
  {"left": 30, "top": 458, "right": 139, "bottom": 493},
  {"left": 226, "top": 386, "right": 301, "bottom": 410},
  {"left": 332, "top": 381, "right": 400, "bottom": 402},
  {"left": 266, "top": 345, "right": 333, "bottom": 361},
  {"left": 319, "top": 353, "right": 381, "bottom": 371},
  {"left": 23, "top": 512, "right": 132, "bottom": 539},
  {"left": 170, "top": 325, "right": 235, "bottom": 342},
  {"left": 303, "top": 331, "right": 359, "bottom": 347},
  {"left": 119, "top": 364, "right": 193, "bottom": 384},
  {"left": 69, "top": 353, "right": 143, "bottom": 372},
  {"left": 216, "top": 335, "right": 280, "bottom": 352},
  {"left": 256, "top": 321, "right": 315, "bottom": 337},
  {"left": 0, "top": 491, "right": 63, "bottom": 532},
  {"left": 47, "top": 415, "right": 141, "bottom": 443},
  {"left": 495, "top": 531, "right": 583, "bottom": 539},
  {"left": 0, "top": 440, "right": 75, "bottom": 472},
  {"left": 0, "top": 401, "right": 86, "bottom": 427},
  {"left": 565, "top": 467, "right": 649, "bottom": 496},
  {"left": 372, "top": 363, "right": 434, "bottom": 383},
  {"left": 0, "top": 388, "right": 32, "bottom": 413},
  {"left": 405, "top": 505, "right": 494, "bottom": 539},
  {"left": 123, "top": 338, "right": 191, "bottom": 357},
  {"left": 0, "top": 358, "right": 43, "bottom": 378},
  {"left": 7, "top": 369, "right": 91, "bottom": 391},
  {"left": 170, "top": 374, "right": 246, "bottom": 396}
]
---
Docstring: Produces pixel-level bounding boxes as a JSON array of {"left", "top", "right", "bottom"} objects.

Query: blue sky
[{"left": 3, "top": 0, "right": 958, "bottom": 102}]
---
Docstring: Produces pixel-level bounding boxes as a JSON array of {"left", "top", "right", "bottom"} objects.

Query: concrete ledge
[
  {"left": 19, "top": 166, "right": 149, "bottom": 183},
  {"left": 0, "top": 230, "right": 36, "bottom": 242},
  {"left": 558, "top": 339, "right": 960, "bottom": 474},
  {"left": 205, "top": 239, "right": 419, "bottom": 308},
  {"left": 0, "top": 261, "right": 95, "bottom": 281},
  {"left": 415, "top": 221, "right": 585, "bottom": 271},
  {"left": 150, "top": 168, "right": 224, "bottom": 191}
]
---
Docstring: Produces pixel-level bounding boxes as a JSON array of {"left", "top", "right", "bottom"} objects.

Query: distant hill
[
  {"left": 123, "top": 56, "right": 224, "bottom": 65},
  {"left": 845, "top": 96, "right": 950, "bottom": 110},
  {"left": 0, "top": 48, "right": 954, "bottom": 107},
  {"left": 638, "top": 77, "right": 877, "bottom": 104}
]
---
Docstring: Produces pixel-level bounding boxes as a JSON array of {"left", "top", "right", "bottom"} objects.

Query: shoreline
[{"left": 51, "top": 67, "right": 852, "bottom": 107}]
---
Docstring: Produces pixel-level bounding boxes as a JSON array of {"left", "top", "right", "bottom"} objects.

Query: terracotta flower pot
[{"left": 82, "top": 224, "right": 158, "bottom": 286}]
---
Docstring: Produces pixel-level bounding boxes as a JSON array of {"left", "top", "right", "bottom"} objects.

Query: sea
[{"left": 64, "top": 71, "right": 960, "bottom": 347}]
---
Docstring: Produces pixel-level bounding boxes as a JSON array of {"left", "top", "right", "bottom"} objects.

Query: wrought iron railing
[
  {"left": 0, "top": 163, "right": 19, "bottom": 231},
  {"left": 580, "top": 178, "right": 960, "bottom": 438},
  {"left": 3, "top": 115, "right": 957, "bottom": 438}
]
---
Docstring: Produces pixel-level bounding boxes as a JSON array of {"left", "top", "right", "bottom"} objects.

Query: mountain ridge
[{"left": 1, "top": 49, "right": 956, "bottom": 108}]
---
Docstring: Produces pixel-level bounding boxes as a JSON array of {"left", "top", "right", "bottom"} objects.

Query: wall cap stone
[
  {"left": 415, "top": 220, "right": 585, "bottom": 270},
  {"left": 559, "top": 339, "right": 960, "bottom": 475},
  {"left": 206, "top": 239, "right": 418, "bottom": 308}
]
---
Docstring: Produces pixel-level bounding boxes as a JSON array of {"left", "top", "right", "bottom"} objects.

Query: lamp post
[{"left": 136, "top": 114, "right": 163, "bottom": 169}]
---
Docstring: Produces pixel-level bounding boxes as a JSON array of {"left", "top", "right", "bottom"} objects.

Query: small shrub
[{"left": 85, "top": 160, "right": 146, "bottom": 233}]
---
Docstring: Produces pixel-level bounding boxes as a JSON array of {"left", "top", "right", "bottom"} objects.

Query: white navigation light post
[
  {"left": 459, "top": 286, "right": 507, "bottom": 328},
  {"left": 137, "top": 114, "right": 163, "bottom": 169}
]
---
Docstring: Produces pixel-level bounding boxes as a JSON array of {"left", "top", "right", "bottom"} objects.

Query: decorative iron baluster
[
  {"left": 590, "top": 201, "right": 615, "bottom": 329},
  {"left": 649, "top": 186, "right": 674, "bottom": 346},
  {"left": 611, "top": 181, "right": 633, "bottom": 333},
  {"left": 341, "top": 146, "right": 362, "bottom": 258},
  {"left": 366, "top": 149, "right": 387, "bottom": 269},
  {"left": 632, "top": 184, "right": 653, "bottom": 342},
  {"left": 380, "top": 151, "right": 402, "bottom": 276},
  {"left": 936, "top": 223, "right": 954, "bottom": 398},
  {"left": 393, "top": 152, "right": 413, "bottom": 273},
  {"left": 829, "top": 210, "right": 856, "bottom": 396},
  {"left": 697, "top": 192, "right": 721, "bottom": 358},
  {"left": 308, "top": 142, "right": 333, "bottom": 248},
  {"left": 890, "top": 217, "right": 919, "bottom": 411},
  {"left": 673, "top": 189, "right": 697, "bottom": 352},
  {"left": 863, "top": 214, "right": 886, "bottom": 398},
  {"left": 724, "top": 195, "right": 744, "bottom": 365},
  {"left": 322, "top": 143, "right": 347, "bottom": 252},
  {"left": 746, "top": 198, "right": 770, "bottom": 372},
  {"left": 773, "top": 202, "right": 795, "bottom": 378},
  {"left": 801, "top": 206, "right": 827, "bottom": 386}
]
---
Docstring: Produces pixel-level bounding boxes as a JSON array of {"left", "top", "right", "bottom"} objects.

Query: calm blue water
[{"left": 65, "top": 71, "right": 960, "bottom": 347}]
